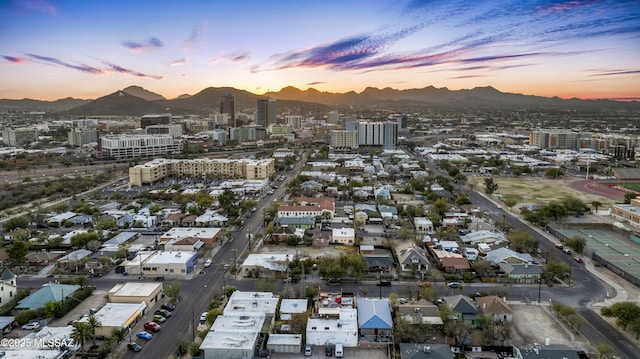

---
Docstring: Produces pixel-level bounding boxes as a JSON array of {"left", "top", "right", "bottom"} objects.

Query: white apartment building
[
  {"left": 100, "top": 134, "right": 182, "bottom": 159},
  {"left": 330, "top": 130, "right": 358, "bottom": 149}
]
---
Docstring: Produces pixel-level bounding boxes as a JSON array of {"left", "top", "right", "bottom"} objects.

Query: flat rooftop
[
  {"left": 109, "top": 282, "right": 163, "bottom": 297},
  {"left": 81, "top": 302, "right": 146, "bottom": 328}
]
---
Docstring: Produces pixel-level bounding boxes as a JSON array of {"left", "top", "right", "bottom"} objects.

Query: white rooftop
[
  {"left": 161, "top": 227, "right": 221, "bottom": 240},
  {"left": 126, "top": 251, "right": 197, "bottom": 265},
  {"left": 242, "top": 253, "right": 290, "bottom": 271},
  {"left": 80, "top": 302, "right": 146, "bottom": 328},
  {"left": 210, "top": 312, "right": 265, "bottom": 332},
  {"left": 108, "top": 282, "right": 163, "bottom": 298},
  {"left": 225, "top": 291, "right": 279, "bottom": 316}
]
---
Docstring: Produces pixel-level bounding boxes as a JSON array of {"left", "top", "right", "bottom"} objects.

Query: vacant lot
[{"left": 469, "top": 177, "right": 615, "bottom": 208}]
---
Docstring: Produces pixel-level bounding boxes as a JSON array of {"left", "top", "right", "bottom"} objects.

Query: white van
[{"left": 335, "top": 343, "right": 343, "bottom": 358}]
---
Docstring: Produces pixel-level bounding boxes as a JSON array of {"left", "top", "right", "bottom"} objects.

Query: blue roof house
[
  {"left": 16, "top": 283, "right": 81, "bottom": 310},
  {"left": 357, "top": 298, "right": 393, "bottom": 343}
]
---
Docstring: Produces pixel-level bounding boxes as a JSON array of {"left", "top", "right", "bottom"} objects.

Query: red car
[
  {"left": 574, "top": 257, "right": 583, "bottom": 263},
  {"left": 144, "top": 322, "right": 161, "bottom": 332}
]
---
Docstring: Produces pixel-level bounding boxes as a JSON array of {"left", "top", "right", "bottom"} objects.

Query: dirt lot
[{"left": 469, "top": 177, "right": 615, "bottom": 208}]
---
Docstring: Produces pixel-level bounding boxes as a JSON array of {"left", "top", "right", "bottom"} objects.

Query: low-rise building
[
  {"left": 80, "top": 302, "right": 146, "bottom": 337},
  {"left": 108, "top": 282, "right": 164, "bottom": 308},
  {"left": 122, "top": 250, "right": 198, "bottom": 278},
  {"left": 306, "top": 308, "right": 358, "bottom": 347}
]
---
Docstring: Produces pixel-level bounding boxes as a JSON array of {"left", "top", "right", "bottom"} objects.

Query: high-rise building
[
  {"left": 330, "top": 130, "right": 358, "bottom": 149},
  {"left": 257, "top": 99, "right": 277, "bottom": 127},
  {"left": 220, "top": 93, "right": 235, "bottom": 127},
  {"left": 68, "top": 129, "right": 99, "bottom": 147},
  {"left": 141, "top": 113, "right": 171, "bottom": 128},
  {"left": 2, "top": 127, "right": 38, "bottom": 146},
  {"left": 383, "top": 121, "right": 398, "bottom": 150}
]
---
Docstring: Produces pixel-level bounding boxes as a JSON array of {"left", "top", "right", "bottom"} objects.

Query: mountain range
[{"left": 1, "top": 85, "right": 638, "bottom": 115}]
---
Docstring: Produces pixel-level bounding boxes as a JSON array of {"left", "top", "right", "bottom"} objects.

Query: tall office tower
[
  {"left": 220, "top": 92, "right": 235, "bottom": 127},
  {"left": 383, "top": 121, "right": 398, "bottom": 150},
  {"left": 328, "top": 111, "right": 339, "bottom": 124},
  {"left": 257, "top": 98, "right": 277, "bottom": 127}
]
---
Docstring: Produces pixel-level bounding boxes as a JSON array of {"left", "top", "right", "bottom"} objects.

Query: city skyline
[{"left": 1, "top": 0, "right": 639, "bottom": 101}]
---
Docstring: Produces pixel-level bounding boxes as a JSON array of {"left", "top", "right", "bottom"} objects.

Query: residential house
[
  {"left": 331, "top": 228, "right": 355, "bottom": 245},
  {"left": 486, "top": 248, "right": 533, "bottom": 265},
  {"left": 460, "top": 230, "right": 507, "bottom": 245},
  {"left": 475, "top": 296, "right": 513, "bottom": 323},
  {"left": 306, "top": 308, "right": 358, "bottom": 347},
  {"left": 16, "top": 283, "right": 81, "bottom": 310},
  {"left": 442, "top": 295, "right": 480, "bottom": 327},
  {"left": 397, "top": 301, "right": 443, "bottom": 329},
  {"left": 270, "top": 226, "right": 297, "bottom": 243},
  {"left": 0, "top": 268, "right": 16, "bottom": 306},
  {"left": 498, "top": 263, "right": 542, "bottom": 283},
  {"left": 414, "top": 217, "right": 434, "bottom": 234},
  {"left": 395, "top": 242, "right": 429, "bottom": 272},
  {"left": 241, "top": 253, "right": 290, "bottom": 278}
]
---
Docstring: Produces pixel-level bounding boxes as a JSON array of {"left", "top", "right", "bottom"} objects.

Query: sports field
[{"left": 469, "top": 177, "right": 616, "bottom": 208}]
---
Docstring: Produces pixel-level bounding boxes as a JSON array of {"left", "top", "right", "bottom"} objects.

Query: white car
[
  {"left": 22, "top": 321, "right": 40, "bottom": 330},
  {"left": 203, "top": 259, "right": 213, "bottom": 268},
  {"left": 200, "top": 312, "right": 208, "bottom": 322}
]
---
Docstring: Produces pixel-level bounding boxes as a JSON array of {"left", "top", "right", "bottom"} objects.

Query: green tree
[
  {"left": 542, "top": 261, "right": 570, "bottom": 284},
  {"left": 3, "top": 216, "right": 29, "bottom": 232},
  {"left": 605, "top": 302, "right": 640, "bottom": 330},
  {"left": 507, "top": 230, "right": 539, "bottom": 254},
  {"left": 70, "top": 232, "right": 100, "bottom": 249},
  {"left": 87, "top": 315, "right": 102, "bottom": 347},
  {"left": 565, "top": 235, "right": 587, "bottom": 254},
  {"left": 71, "top": 322, "right": 93, "bottom": 354},
  {"left": 595, "top": 342, "right": 614, "bottom": 359},
  {"left": 624, "top": 192, "right": 637, "bottom": 204},
  {"left": 205, "top": 308, "right": 223, "bottom": 325},
  {"left": 484, "top": 178, "right": 498, "bottom": 195},
  {"left": 165, "top": 281, "right": 182, "bottom": 303},
  {"left": 591, "top": 201, "right": 603, "bottom": 212},
  {"left": 6, "top": 240, "right": 30, "bottom": 264},
  {"left": 218, "top": 189, "right": 239, "bottom": 217}
]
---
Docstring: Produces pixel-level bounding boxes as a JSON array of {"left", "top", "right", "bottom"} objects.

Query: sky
[{"left": 1, "top": 0, "right": 639, "bottom": 101}]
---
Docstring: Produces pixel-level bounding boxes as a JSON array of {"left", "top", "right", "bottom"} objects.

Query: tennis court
[{"left": 555, "top": 227, "right": 640, "bottom": 284}]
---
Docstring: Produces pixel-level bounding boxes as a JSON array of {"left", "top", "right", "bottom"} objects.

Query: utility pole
[
  {"left": 537, "top": 273, "right": 542, "bottom": 303},
  {"left": 232, "top": 249, "right": 238, "bottom": 279}
]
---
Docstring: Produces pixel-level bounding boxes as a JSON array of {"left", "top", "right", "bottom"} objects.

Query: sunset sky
[{"left": 1, "top": 0, "right": 639, "bottom": 101}]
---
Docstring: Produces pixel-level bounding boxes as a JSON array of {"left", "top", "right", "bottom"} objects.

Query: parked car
[
  {"left": 200, "top": 312, "right": 208, "bottom": 322},
  {"left": 152, "top": 314, "right": 167, "bottom": 323},
  {"left": 563, "top": 248, "right": 572, "bottom": 254},
  {"left": 574, "top": 256, "right": 583, "bottom": 263},
  {"left": 144, "top": 322, "right": 161, "bottom": 332},
  {"left": 326, "top": 279, "right": 340, "bottom": 286},
  {"left": 22, "top": 321, "right": 40, "bottom": 330},
  {"left": 304, "top": 345, "right": 313, "bottom": 356},
  {"left": 417, "top": 281, "right": 432, "bottom": 287},
  {"left": 154, "top": 309, "right": 172, "bottom": 318},
  {"left": 377, "top": 280, "right": 392, "bottom": 286},
  {"left": 136, "top": 331, "right": 153, "bottom": 340},
  {"left": 128, "top": 342, "right": 142, "bottom": 352},
  {"left": 161, "top": 302, "right": 176, "bottom": 311},
  {"left": 447, "top": 282, "right": 460, "bottom": 288},
  {"left": 204, "top": 259, "right": 213, "bottom": 268}
]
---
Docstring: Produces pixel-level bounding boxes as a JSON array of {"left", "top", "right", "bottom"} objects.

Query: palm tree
[
  {"left": 71, "top": 322, "right": 93, "bottom": 357},
  {"left": 87, "top": 315, "right": 102, "bottom": 347}
]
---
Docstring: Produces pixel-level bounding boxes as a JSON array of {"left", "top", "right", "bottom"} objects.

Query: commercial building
[
  {"left": 306, "top": 308, "right": 358, "bottom": 347},
  {"left": 100, "top": 134, "right": 182, "bottom": 159},
  {"left": 145, "top": 124, "right": 183, "bottom": 138},
  {"left": 108, "top": 282, "right": 164, "bottom": 308},
  {"left": 121, "top": 250, "right": 198, "bottom": 278},
  {"left": 220, "top": 92, "right": 235, "bottom": 127},
  {"left": 257, "top": 98, "right": 277, "bottom": 127},
  {"left": 81, "top": 302, "right": 146, "bottom": 337},
  {"left": 529, "top": 129, "right": 580, "bottom": 150},
  {"left": 128, "top": 157, "right": 275, "bottom": 186},
  {"left": 141, "top": 113, "right": 171, "bottom": 128}
]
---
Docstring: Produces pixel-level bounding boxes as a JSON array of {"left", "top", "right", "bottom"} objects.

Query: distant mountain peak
[{"left": 122, "top": 85, "right": 165, "bottom": 101}]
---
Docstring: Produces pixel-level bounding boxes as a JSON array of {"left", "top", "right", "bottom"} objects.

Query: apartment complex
[
  {"left": 330, "top": 120, "right": 398, "bottom": 150},
  {"left": 129, "top": 157, "right": 275, "bottom": 186},
  {"left": 68, "top": 128, "right": 98, "bottom": 147}
]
